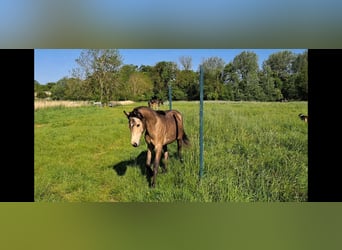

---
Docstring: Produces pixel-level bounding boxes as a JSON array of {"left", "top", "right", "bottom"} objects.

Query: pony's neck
[{"left": 138, "top": 107, "right": 158, "bottom": 131}]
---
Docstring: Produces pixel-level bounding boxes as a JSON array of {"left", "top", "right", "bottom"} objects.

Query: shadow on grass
[
  {"left": 112, "top": 149, "right": 174, "bottom": 187},
  {"left": 112, "top": 151, "right": 153, "bottom": 186},
  {"left": 112, "top": 151, "right": 146, "bottom": 176}
]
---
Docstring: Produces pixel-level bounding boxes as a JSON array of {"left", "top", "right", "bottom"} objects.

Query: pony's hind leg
[{"left": 177, "top": 139, "right": 184, "bottom": 163}]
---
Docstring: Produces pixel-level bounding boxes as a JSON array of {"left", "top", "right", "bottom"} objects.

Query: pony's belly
[{"left": 163, "top": 136, "right": 176, "bottom": 145}]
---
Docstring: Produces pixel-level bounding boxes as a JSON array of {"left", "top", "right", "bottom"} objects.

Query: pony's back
[{"left": 167, "top": 110, "right": 190, "bottom": 146}]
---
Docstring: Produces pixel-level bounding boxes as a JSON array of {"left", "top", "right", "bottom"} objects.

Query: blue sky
[
  {"left": 2, "top": 1, "right": 341, "bottom": 48},
  {"left": 34, "top": 49, "right": 307, "bottom": 85}
]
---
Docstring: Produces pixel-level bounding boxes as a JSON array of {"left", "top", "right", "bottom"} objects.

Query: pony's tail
[{"left": 182, "top": 132, "right": 190, "bottom": 146}]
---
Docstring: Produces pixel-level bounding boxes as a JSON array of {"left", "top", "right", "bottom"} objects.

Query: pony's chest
[
  {"left": 144, "top": 133, "right": 160, "bottom": 145},
  {"left": 144, "top": 127, "right": 171, "bottom": 146},
  {"left": 145, "top": 133, "right": 152, "bottom": 144}
]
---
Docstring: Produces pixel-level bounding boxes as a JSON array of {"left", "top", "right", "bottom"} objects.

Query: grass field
[{"left": 34, "top": 101, "right": 308, "bottom": 202}]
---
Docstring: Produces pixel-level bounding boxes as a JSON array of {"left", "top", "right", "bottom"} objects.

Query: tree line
[{"left": 34, "top": 49, "right": 308, "bottom": 103}]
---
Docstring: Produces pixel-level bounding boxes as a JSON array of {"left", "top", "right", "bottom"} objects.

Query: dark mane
[
  {"left": 156, "top": 110, "right": 166, "bottom": 115},
  {"left": 128, "top": 107, "right": 144, "bottom": 120},
  {"left": 131, "top": 106, "right": 167, "bottom": 118}
]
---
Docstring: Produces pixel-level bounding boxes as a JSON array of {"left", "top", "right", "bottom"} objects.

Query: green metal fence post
[{"left": 199, "top": 65, "right": 204, "bottom": 179}]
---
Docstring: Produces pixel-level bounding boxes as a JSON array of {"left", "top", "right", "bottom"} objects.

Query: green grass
[{"left": 34, "top": 101, "right": 308, "bottom": 202}]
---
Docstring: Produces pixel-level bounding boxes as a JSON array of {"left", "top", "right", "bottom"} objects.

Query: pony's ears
[
  {"left": 132, "top": 110, "right": 144, "bottom": 120},
  {"left": 124, "top": 109, "right": 144, "bottom": 120},
  {"left": 123, "top": 110, "right": 130, "bottom": 118}
]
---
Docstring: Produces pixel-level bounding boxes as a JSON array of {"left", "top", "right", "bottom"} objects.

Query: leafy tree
[
  {"left": 119, "top": 64, "right": 138, "bottom": 82},
  {"left": 73, "top": 49, "right": 122, "bottom": 103},
  {"left": 152, "top": 61, "right": 178, "bottom": 100},
  {"left": 138, "top": 65, "right": 154, "bottom": 76},
  {"left": 64, "top": 77, "right": 86, "bottom": 100},
  {"left": 231, "top": 51, "right": 261, "bottom": 100},
  {"left": 202, "top": 56, "right": 225, "bottom": 74},
  {"left": 50, "top": 77, "right": 67, "bottom": 100},
  {"left": 263, "top": 50, "right": 296, "bottom": 100},
  {"left": 36, "top": 91, "right": 48, "bottom": 99},
  {"left": 118, "top": 64, "right": 139, "bottom": 100},
  {"left": 292, "top": 51, "right": 308, "bottom": 100},
  {"left": 175, "top": 69, "right": 198, "bottom": 100},
  {"left": 260, "top": 64, "right": 282, "bottom": 101},
  {"left": 38, "top": 49, "right": 307, "bottom": 103},
  {"left": 127, "top": 72, "right": 153, "bottom": 101},
  {"left": 245, "top": 71, "right": 265, "bottom": 101},
  {"left": 221, "top": 83, "right": 234, "bottom": 100},
  {"left": 232, "top": 51, "right": 259, "bottom": 79},
  {"left": 45, "top": 82, "right": 56, "bottom": 91},
  {"left": 202, "top": 56, "right": 225, "bottom": 100},
  {"left": 34, "top": 80, "right": 42, "bottom": 93},
  {"left": 179, "top": 56, "right": 192, "bottom": 71},
  {"left": 223, "top": 62, "right": 239, "bottom": 100},
  {"left": 223, "top": 62, "right": 239, "bottom": 85},
  {"left": 34, "top": 80, "right": 55, "bottom": 93}
]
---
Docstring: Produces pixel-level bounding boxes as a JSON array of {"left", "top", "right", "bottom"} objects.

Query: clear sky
[{"left": 34, "top": 49, "right": 307, "bottom": 85}]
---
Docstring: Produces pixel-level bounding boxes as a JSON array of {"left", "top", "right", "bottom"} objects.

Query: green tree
[
  {"left": 50, "top": 77, "right": 67, "bottom": 100},
  {"left": 179, "top": 56, "right": 192, "bottom": 71},
  {"left": 231, "top": 51, "right": 261, "bottom": 100},
  {"left": 138, "top": 65, "right": 154, "bottom": 76},
  {"left": 45, "top": 82, "right": 56, "bottom": 91},
  {"left": 36, "top": 91, "right": 48, "bottom": 99},
  {"left": 263, "top": 50, "right": 296, "bottom": 100},
  {"left": 64, "top": 77, "right": 85, "bottom": 100},
  {"left": 223, "top": 62, "right": 240, "bottom": 100},
  {"left": 127, "top": 72, "right": 153, "bottom": 101},
  {"left": 153, "top": 61, "right": 178, "bottom": 100},
  {"left": 73, "top": 49, "right": 122, "bottom": 103},
  {"left": 202, "top": 56, "right": 225, "bottom": 100},
  {"left": 245, "top": 71, "right": 265, "bottom": 101},
  {"left": 118, "top": 64, "right": 139, "bottom": 100},
  {"left": 34, "top": 80, "right": 43, "bottom": 93},
  {"left": 232, "top": 51, "right": 259, "bottom": 80},
  {"left": 292, "top": 51, "right": 308, "bottom": 100},
  {"left": 175, "top": 69, "right": 198, "bottom": 100},
  {"left": 260, "top": 64, "right": 282, "bottom": 101}
]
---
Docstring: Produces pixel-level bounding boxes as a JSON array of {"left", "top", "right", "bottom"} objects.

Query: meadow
[{"left": 34, "top": 101, "right": 308, "bottom": 202}]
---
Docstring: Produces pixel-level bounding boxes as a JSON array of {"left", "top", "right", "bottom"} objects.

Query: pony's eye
[{"left": 137, "top": 124, "right": 140, "bottom": 127}]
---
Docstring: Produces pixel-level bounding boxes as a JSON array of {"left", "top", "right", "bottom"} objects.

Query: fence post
[{"left": 199, "top": 65, "right": 204, "bottom": 179}]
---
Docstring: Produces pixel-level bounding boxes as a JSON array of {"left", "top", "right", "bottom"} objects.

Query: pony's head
[{"left": 124, "top": 109, "right": 145, "bottom": 147}]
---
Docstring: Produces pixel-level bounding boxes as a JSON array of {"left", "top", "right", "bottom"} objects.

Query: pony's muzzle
[{"left": 132, "top": 142, "right": 139, "bottom": 147}]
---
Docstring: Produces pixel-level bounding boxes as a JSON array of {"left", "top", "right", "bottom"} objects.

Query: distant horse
[
  {"left": 148, "top": 97, "right": 163, "bottom": 110},
  {"left": 298, "top": 113, "right": 308, "bottom": 123},
  {"left": 124, "top": 106, "right": 190, "bottom": 187}
]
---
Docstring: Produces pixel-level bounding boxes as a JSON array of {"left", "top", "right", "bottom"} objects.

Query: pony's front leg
[
  {"left": 162, "top": 145, "right": 168, "bottom": 173},
  {"left": 151, "top": 145, "right": 162, "bottom": 188},
  {"left": 146, "top": 143, "right": 153, "bottom": 177}
]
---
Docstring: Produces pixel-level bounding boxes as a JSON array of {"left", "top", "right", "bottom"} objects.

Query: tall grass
[
  {"left": 34, "top": 101, "right": 308, "bottom": 202},
  {"left": 34, "top": 100, "right": 92, "bottom": 110}
]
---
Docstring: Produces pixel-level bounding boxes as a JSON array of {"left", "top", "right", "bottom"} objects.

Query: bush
[{"left": 36, "top": 91, "right": 48, "bottom": 99}]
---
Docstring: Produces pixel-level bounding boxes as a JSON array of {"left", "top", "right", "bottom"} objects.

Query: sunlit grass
[{"left": 35, "top": 101, "right": 308, "bottom": 202}]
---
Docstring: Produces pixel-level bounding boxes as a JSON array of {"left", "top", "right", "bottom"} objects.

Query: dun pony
[
  {"left": 124, "top": 106, "right": 189, "bottom": 187},
  {"left": 148, "top": 96, "right": 163, "bottom": 110},
  {"left": 298, "top": 113, "right": 308, "bottom": 123}
]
